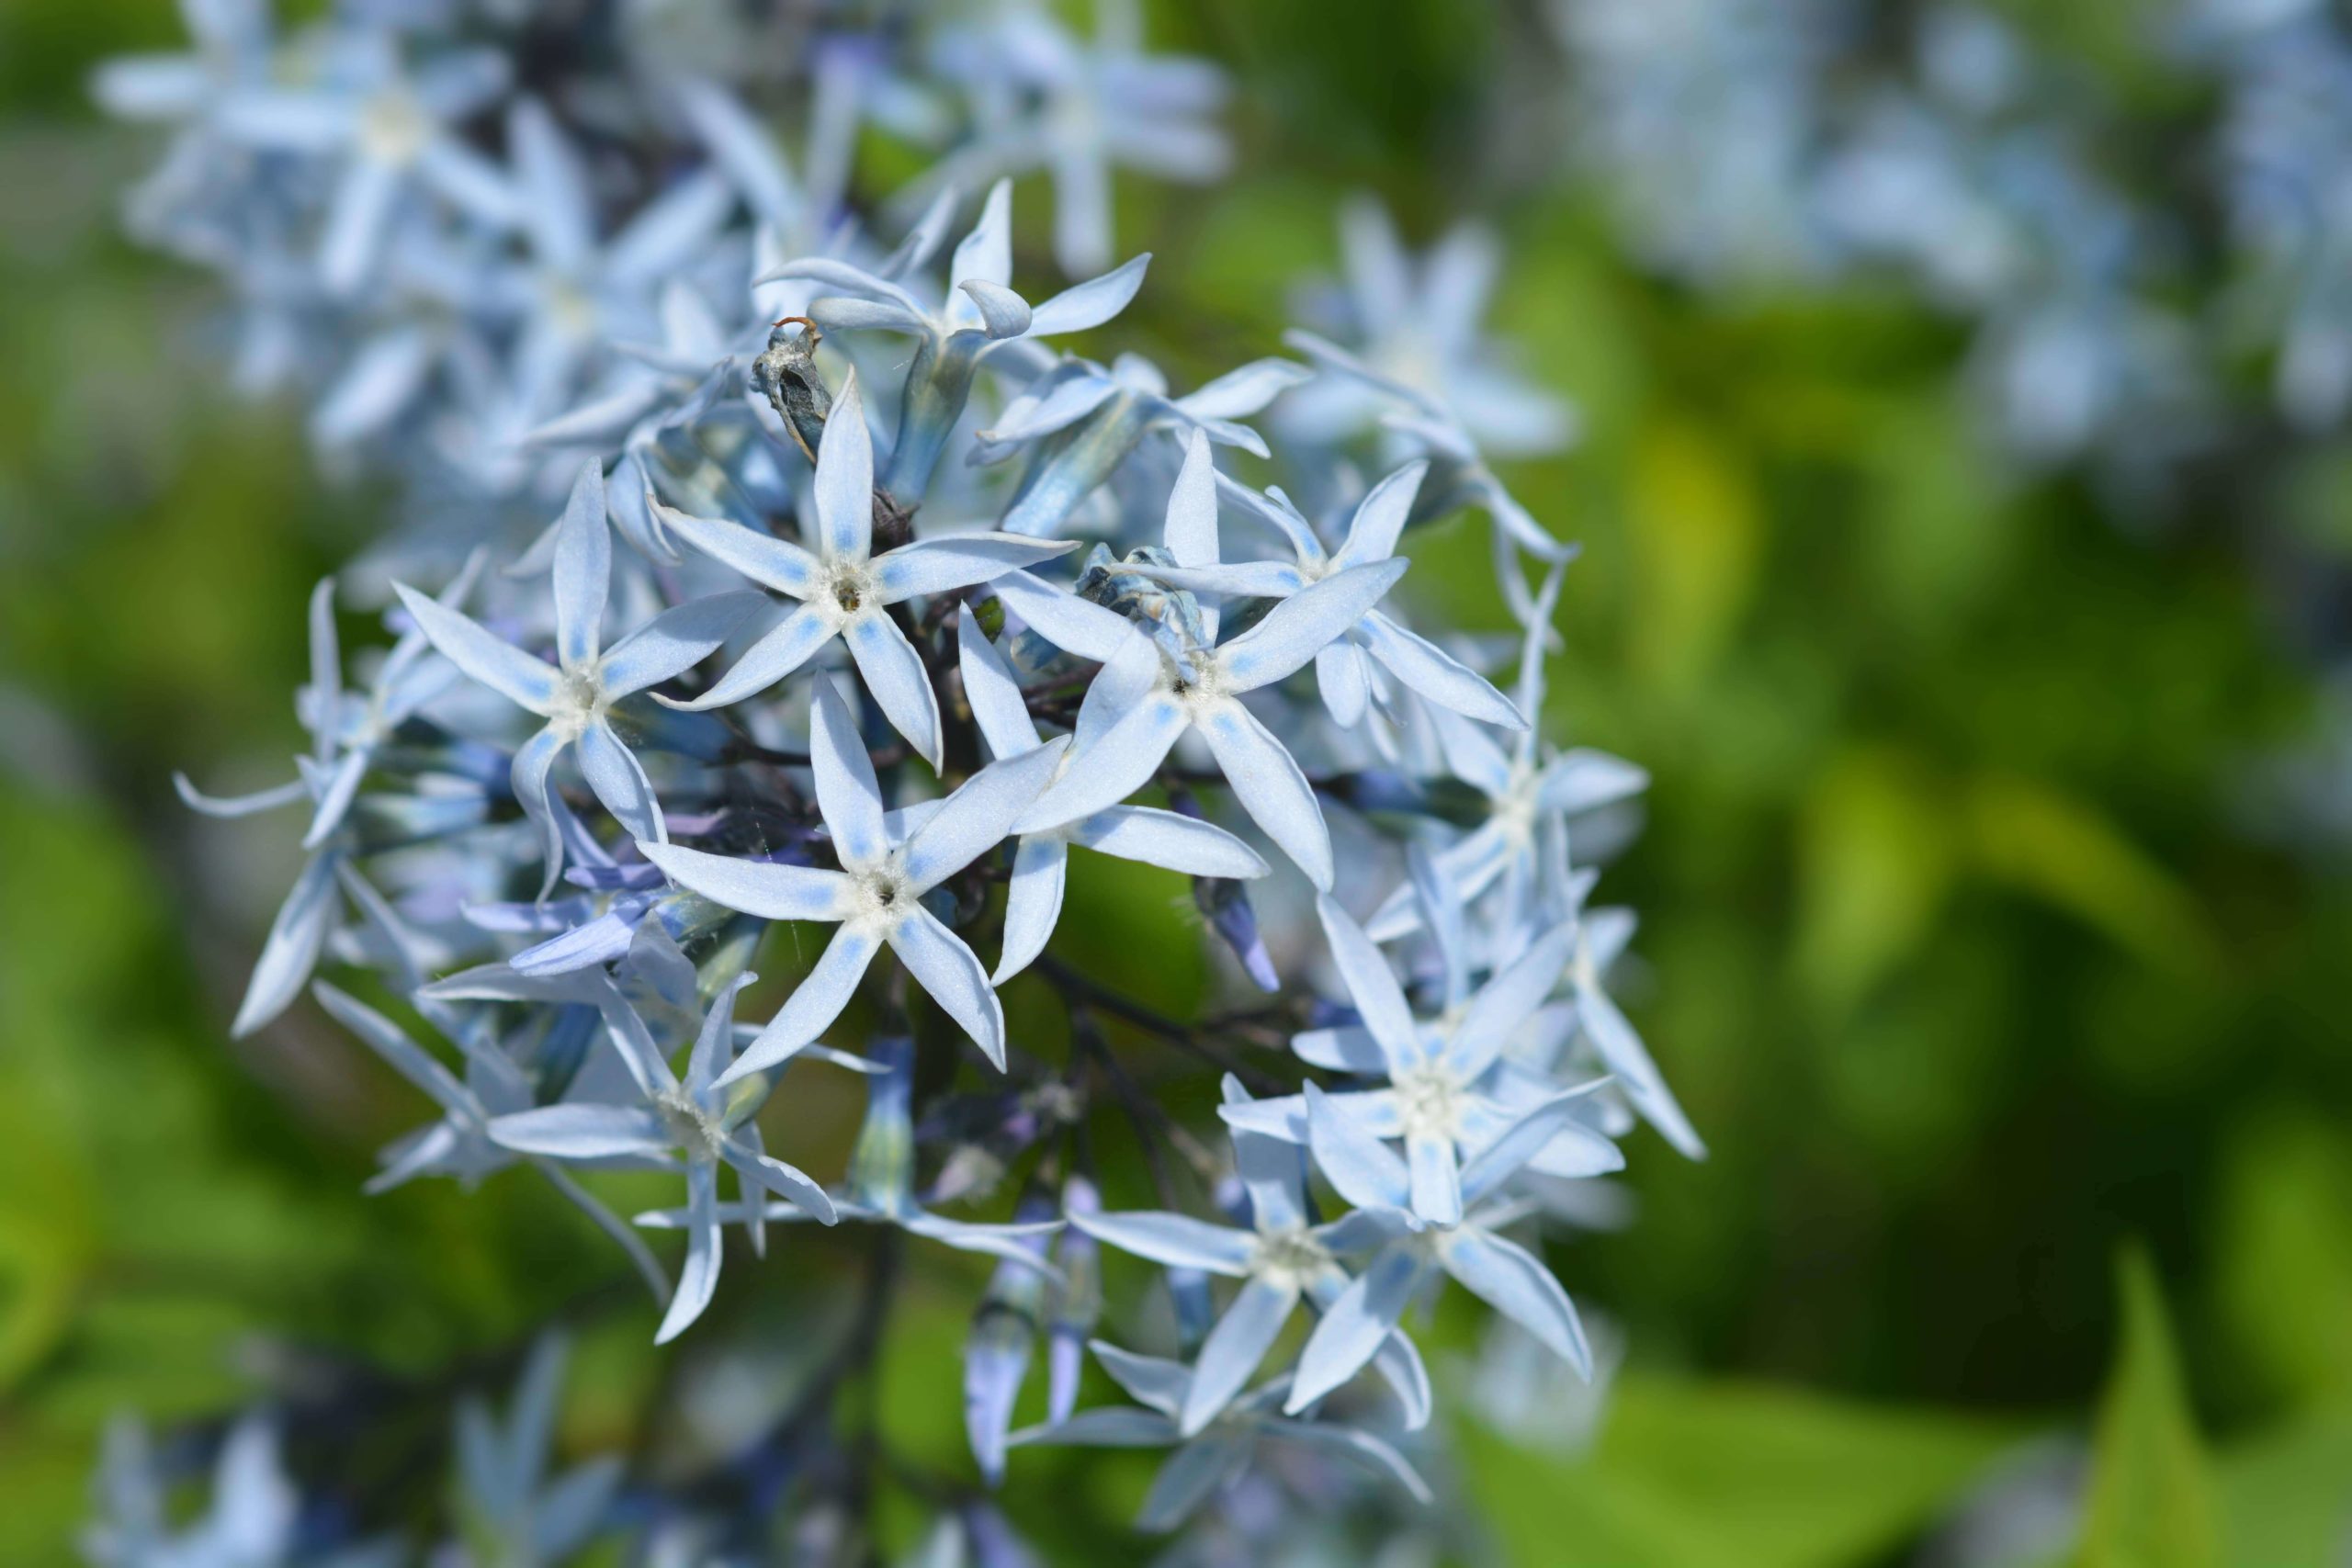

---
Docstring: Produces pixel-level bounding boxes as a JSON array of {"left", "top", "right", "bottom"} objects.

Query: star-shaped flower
[
  {"left": 1017, "top": 433, "right": 1408, "bottom": 890},
  {"left": 956, "top": 603, "right": 1268, "bottom": 981},
  {"left": 487, "top": 951, "right": 840, "bottom": 1343},
  {"left": 1136, "top": 459, "right": 1526, "bottom": 733},
  {"left": 636, "top": 1035, "right": 1064, "bottom": 1276},
  {"left": 1223, "top": 896, "right": 1619, "bottom": 1226},
  {"left": 1073, "top": 1080, "right": 1428, "bottom": 1437},
  {"left": 639, "top": 677, "right": 1066, "bottom": 1080},
  {"left": 394, "top": 460, "right": 763, "bottom": 897},
  {"left": 1277, "top": 1082, "right": 1604, "bottom": 1405},
  {"left": 1007, "top": 1343, "right": 1430, "bottom": 1534},
  {"left": 1363, "top": 562, "right": 1648, "bottom": 942},
  {"left": 769, "top": 177, "right": 1150, "bottom": 494},
  {"left": 648, "top": 368, "right": 1078, "bottom": 765}
]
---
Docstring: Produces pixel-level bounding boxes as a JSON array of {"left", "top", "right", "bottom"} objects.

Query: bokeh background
[{"left": 4, "top": 1, "right": 2350, "bottom": 1563}]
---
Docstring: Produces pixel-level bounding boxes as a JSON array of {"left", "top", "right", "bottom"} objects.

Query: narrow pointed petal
[
  {"left": 1027, "top": 254, "right": 1150, "bottom": 337},
  {"left": 1069, "top": 1210, "right": 1254, "bottom": 1277},
  {"left": 814, "top": 368, "right": 873, "bottom": 562},
  {"left": 509, "top": 726, "right": 569, "bottom": 900},
  {"left": 312, "top": 981, "right": 473, "bottom": 1115},
  {"left": 552, "top": 460, "right": 610, "bottom": 669},
  {"left": 1357, "top": 611, "right": 1524, "bottom": 728},
  {"left": 1196, "top": 699, "right": 1330, "bottom": 889},
  {"left": 721, "top": 1140, "right": 838, "bottom": 1224},
  {"left": 1539, "top": 749, "right": 1650, "bottom": 813},
  {"left": 718, "top": 923, "right": 879, "bottom": 1087},
  {"left": 1459, "top": 1089, "right": 1616, "bottom": 1206},
  {"left": 1090, "top": 1341, "right": 1192, "bottom": 1420},
  {"left": 1331, "top": 460, "right": 1428, "bottom": 570},
  {"left": 1163, "top": 428, "right": 1221, "bottom": 573},
  {"left": 958, "top": 278, "right": 1032, "bottom": 338},
  {"left": 1303, "top": 1082, "right": 1411, "bottom": 1212},
  {"left": 172, "top": 772, "right": 309, "bottom": 819},
  {"left": 662, "top": 604, "right": 836, "bottom": 711},
  {"left": 577, "top": 721, "right": 664, "bottom": 846},
  {"left": 638, "top": 842, "right": 851, "bottom": 921},
  {"left": 394, "top": 583, "right": 558, "bottom": 715},
  {"left": 1020, "top": 692, "right": 1184, "bottom": 832},
  {"left": 993, "top": 835, "right": 1068, "bottom": 984},
  {"left": 845, "top": 611, "right": 943, "bottom": 769},
  {"left": 1178, "top": 1277, "right": 1298, "bottom": 1436},
  {"left": 1312, "top": 896, "right": 1423, "bottom": 1071},
  {"left": 1287, "top": 1247, "right": 1420, "bottom": 1414},
  {"left": 229, "top": 850, "right": 340, "bottom": 1039},
  {"left": 904, "top": 739, "right": 1065, "bottom": 893},
  {"left": 685, "top": 972, "right": 752, "bottom": 1094},
  {"left": 956, "top": 604, "right": 1043, "bottom": 759},
  {"left": 1069, "top": 806, "right": 1268, "bottom": 878},
  {"left": 808, "top": 675, "right": 889, "bottom": 867},
  {"left": 597, "top": 591, "right": 764, "bottom": 697},
  {"left": 888, "top": 907, "right": 1008, "bottom": 1069},
  {"left": 490, "top": 1103, "right": 673, "bottom": 1159},
  {"left": 873, "top": 534, "right": 1078, "bottom": 603},
  {"left": 1407, "top": 1133, "right": 1463, "bottom": 1226},
  {"left": 650, "top": 501, "right": 820, "bottom": 595},
  {"left": 1217, "top": 558, "right": 1408, "bottom": 694},
  {"left": 1448, "top": 920, "right": 1577, "bottom": 1080},
  {"left": 654, "top": 1164, "right": 723, "bottom": 1344},
  {"left": 1577, "top": 984, "right": 1706, "bottom": 1159},
  {"left": 1316, "top": 640, "right": 1369, "bottom": 729},
  {"left": 1442, "top": 1228, "right": 1590, "bottom": 1376},
  {"left": 989, "top": 570, "right": 1135, "bottom": 661}
]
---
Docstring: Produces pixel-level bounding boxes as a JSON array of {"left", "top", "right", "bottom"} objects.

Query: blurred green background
[{"left": 5, "top": 1, "right": 2351, "bottom": 1563}]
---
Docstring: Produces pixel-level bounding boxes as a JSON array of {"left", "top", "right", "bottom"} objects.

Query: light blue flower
[
  {"left": 768, "top": 178, "right": 1151, "bottom": 494},
  {"left": 646, "top": 368, "right": 1079, "bottom": 763},
  {"left": 638, "top": 678, "right": 1067, "bottom": 1077},
  {"left": 978, "top": 353, "right": 1309, "bottom": 538},
  {"left": 1224, "top": 895, "right": 1619, "bottom": 1226},
  {"left": 1133, "top": 459, "right": 1528, "bottom": 733},
  {"left": 956, "top": 603, "right": 1268, "bottom": 981},
  {"left": 1007, "top": 1341, "right": 1430, "bottom": 1534},
  {"left": 451, "top": 1335, "right": 623, "bottom": 1566},
  {"left": 1073, "top": 1079, "right": 1430, "bottom": 1437},
  {"left": 912, "top": 0, "right": 1229, "bottom": 276},
  {"left": 1017, "top": 433, "right": 1410, "bottom": 891},
  {"left": 1283, "top": 197, "right": 1577, "bottom": 459},
  {"left": 394, "top": 460, "right": 763, "bottom": 896},
  {"left": 636, "top": 1035, "right": 1063, "bottom": 1270},
  {"left": 486, "top": 936, "right": 840, "bottom": 1343}
]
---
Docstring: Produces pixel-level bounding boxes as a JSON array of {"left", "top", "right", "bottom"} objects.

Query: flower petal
[
  {"left": 1196, "top": 699, "right": 1331, "bottom": 890},
  {"left": 638, "top": 842, "right": 851, "bottom": 921},
  {"left": 993, "top": 835, "right": 1068, "bottom": 984},
  {"left": 814, "top": 368, "right": 874, "bottom": 562},
  {"left": 1069, "top": 1209, "right": 1254, "bottom": 1277},
  {"left": 888, "top": 906, "right": 1007, "bottom": 1070},
  {"left": 844, "top": 611, "right": 943, "bottom": 769},
  {"left": 904, "top": 739, "right": 1065, "bottom": 893},
  {"left": 393, "top": 583, "right": 558, "bottom": 715}
]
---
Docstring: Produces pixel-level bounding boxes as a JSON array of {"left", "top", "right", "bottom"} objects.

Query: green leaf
[
  {"left": 1962, "top": 774, "right": 2219, "bottom": 978},
  {"left": 2078, "top": 1247, "right": 2218, "bottom": 1568},
  {"left": 2217, "top": 1405, "right": 2352, "bottom": 1567},
  {"left": 1462, "top": 1374, "right": 2018, "bottom": 1568}
]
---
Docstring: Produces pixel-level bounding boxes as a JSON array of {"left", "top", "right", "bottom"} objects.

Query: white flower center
[
  {"left": 1392, "top": 1060, "right": 1468, "bottom": 1144},
  {"left": 844, "top": 856, "right": 916, "bottom": 931},
  {"left": 357, "top": 90, "right": 432, "bottom": 166},
  {"left": 822, "top": 558, "right": 880, "bottom": 620},
  {"left": 1494, "top": 762, "right": 1541, "bottom": 844},
  {"left": 548, "top": 666, "right": 606, "bottom": 739},
  {"left": 656, "top": 1087, "right": 724, "bottom": 1161},
  {"left": 1248, "top": 1226, "right": 1330, "bottom": 1291}
]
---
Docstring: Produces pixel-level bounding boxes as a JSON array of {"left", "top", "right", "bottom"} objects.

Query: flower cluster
[
  {"left": 1551, "top": 0, "right": 2352, "bottom": 470},
  {"left": 105, "top": 0, "right": 1684, "bottom": 1558}
]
